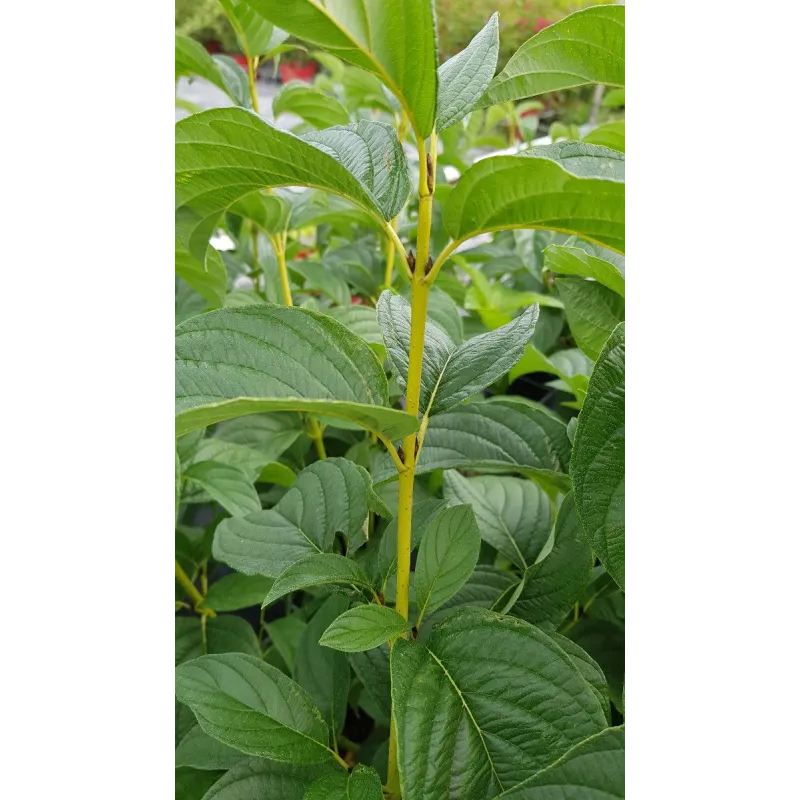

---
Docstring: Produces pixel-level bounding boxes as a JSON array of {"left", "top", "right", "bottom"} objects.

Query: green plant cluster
[{"left": 175, "top": 3, "right": 625, "bottom": 799}]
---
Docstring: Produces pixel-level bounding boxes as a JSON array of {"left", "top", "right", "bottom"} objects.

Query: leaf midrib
[{"left": 425, "top": 647, "right": 505, "bottom": 793}]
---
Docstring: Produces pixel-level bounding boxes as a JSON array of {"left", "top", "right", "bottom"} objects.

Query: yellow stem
[
  {"left": 175, "top": 560, "right": 216, "bottom": 617},
  {"left": 247, "top": 56, "right": 260, "bottom": 114},
  {"left": 387, "top": 134, "right": 435, "bottom": 795},
  {"left": 251, "top": 226, "right": 260, "bottom": 292},
  {"left": 307, "top": 416, "right": 327, "bottom": 460},
  {"left": 331, "top": 748, "right": 349, "bottom": 770},
  {"left": 272, "top": 234, "right": 293, "bottom": 307},
  {"left": 376, "top": 433, "right": 407, "bottom": 474},
  {"left": 383, "top": 216, "right": 399, "bottom": 290}
]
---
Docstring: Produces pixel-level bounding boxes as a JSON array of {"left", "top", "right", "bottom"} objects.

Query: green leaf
[
  {"left": 525, "top": 141, "right": 624, "bottom": 181},
  {"left": 602, "top": 88, "right": 625, "bottom": 108},
  {"left": 177, "top": 701, "right": 198, "bottom": 749},
  {"left": 175, "top": 767, "right": 225, "bottom": 800},
  {"left": 302, "top": 121, "right": 411, "bottom": 221},
  {"left": 374, "top": 399, "right": 571, "bottom": 496},
  {"left": 218, "top": 0, "right": 288, "bottom": 59},
  {"left": 341, "top": 65, "right": 397, "bottom": 114},
  {"left": 509, "top": 346, "right": 592, "bottom": 406},
  {"left": 442, "top": 472, "right": 553, "bottom": 570},
  {"left": 273, "top": 82, "right": 351, "bottom": 129},
  {"left": 175, "top": 305, "right": 418, "bottom": 440},
  {"left": 176, "top": 239, "right": 228, "bottom": 310},
  {"left": 545, "top": 245, "right": 625, "bottom": 298},
  {"left": 436, "top": 13, "right": 499, "bottom": 132},
  {"left": 571, "top": 323, "right": 624, "bottom": 590},
  {"left": 478, "top": 5, "right": 624, "bottom": 108},
  {"left": 175, "top": 653, "right": 333, "bottom": 763},
  {"left": 369, "top": 499, "right": 448, "bottom": 591},
  {"left": 214, "top": 458, "right": 380, "bottom": 577},
  {"left": 290, "top": 260, "right": 351, "bottom": 307},
  {"left": 444, "top": 142, "right": 624, "bottom": 254},
  {"left": 194, "top": 413, "right": 303, "bottom": 479},
  {"left": 265, "top": 614, "right": 307, "bottom": 674},
  {"left": 327, "top": 305, "right": 384, "bottom": 353},
  {"left": 391, "top": 609, "right": 608, "bottom": 800},
  {"left": 319, "top": 604, "right": 409, "bottom": 652},
  {"left": 509, "top": 493, "right": 593, "bottom": 626},
  {"left": 295, "top": 595, "right": 351, "bottom": 741},
  {"left": 175, "top": 725, "right": 248, "bottom": 770},
  {"left": 549, "top": 632, "right": 611, "bottom": 725},
  {"left": 262, "top": 554, "right": 375, "bottom": 607},
  {"left": 304, "top": 764, "right": 384, "bottom": 800},
  {"left": 348, "top": 643, "right": 391, "bottom": 722},
  {"left": 175, "top": 34, "right": 251, "bottom": 108},
  {"left": 258, "top": 462, "right": 297, "bottom": 486},
  {"left": 183, "top": 461, "right": 261, "bottom": 517},
  {"left": 247, "top": 0, "right": 438, "bottom": 138},
  {"left": 289, "top": 191, "right": 379, "bottom": 231},
  {"left": 414, "top": 504, "right": 481, "bottom": 625},
  {"left": 496, "top": 726, "right": 624, "bottom": 799},
  {"left": 419, "top": 565, "right": 517, "bottom": 634},
  {"left": 228, "top": 191, "right": 291, "bottom": 238},
  {"left": 568, "top": 618, "right": 624, "bottom": 714},
  {"left": 463, "top": 264, "right": 561, "bottom": 327},
  {"left": 176, "top": 108, "right": 396, "bottom": 261},
  {"left": 175, "top": 615, "right": 261, "bottom": 666},
  {"left": 377, "top": 291, "right": 538, "bottom": 417},
  {"left": 200, "top": 757, "right": 343, "bottom": 800},
  {"left": 204, "top": 573, "right": 275, "bottom": 611},
  {"left": 555, "top": 278, "right": 624, "bottom": 361},
  {"left": 583, "top": 120, "right": 625, "bottom": 153}
]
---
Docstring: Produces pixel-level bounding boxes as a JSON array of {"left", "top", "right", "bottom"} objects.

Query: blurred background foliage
[
  {"left": 176, "top": 0, "right": 611, "bottom": 66},
  {"left": 437, "top": 0, "right": 610, "bottom": 63}
]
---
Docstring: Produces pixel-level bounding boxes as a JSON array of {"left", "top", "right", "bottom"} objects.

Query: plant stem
[
  {"left": 330, "top": 747, "right": 350, "bottom": 770},
  {"left": 175, "top": 560, "right": 202, "bottom": 605},
  {"left": 247, "top": 56, "right": 260, "bottom": 114},
  {"left": 307, "top": 416, "right": 327, "bottom": 460},
  {"left": 272, "top": 234, "right": 293, "bottom": 307},
  {"left": 383, "top": 216, "right": 399, "bottom": 290},
  {"left": 251, "top": 226, "right": 260, "bottom": 293},
  {"left": 387, "top": 133, "right": 436, "bottom": 797}
]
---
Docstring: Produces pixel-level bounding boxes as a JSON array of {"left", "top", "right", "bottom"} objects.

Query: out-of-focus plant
[
  {"left": 436, "top": 0, "right": 610, "bottom": 63},
  {"left": 175, "top": 0, "right": 238, "bottom": 52}
]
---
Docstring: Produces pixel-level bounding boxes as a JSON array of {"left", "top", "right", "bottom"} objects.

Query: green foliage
[{"left": 175, "top": 5, "right": 624, "bottom": 796}]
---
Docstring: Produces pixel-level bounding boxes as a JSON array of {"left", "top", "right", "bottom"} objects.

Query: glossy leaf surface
[
  {"left": 377, "top": 291, "right": 538, "bottom": 416},
  {"left": 319, "top": 604, "right": 409, "bottom": 652},
  {"left": 174, "top": 653, "right": 333, "bottom": 763},
  {"left": 571, "top": 323, "right": 625, "bottom": 589},
  {"left": 214, "top": 458, "right": 381, "bottom": 578},
  {"left": 436, "top": 13, "right": 499, "bottom": 132},
  {"left": 479, "top": 6, "right": 624, "bottom": 107},
  {"left": 444, "top": 142, "right": 624, "bottom": 253},
  {"left": 391, "top": 609, "right": 608, "bottom": 799},
  {"left": 442, "top": 472, "right": 553, "bottom": 570},
  {"left": 175, "top": 305, "right": 417, "bottom": 440},
  {"left": 274, "top": 82, "right": 351, "bottom": 128},
  {"left": 497, "top": 726, "right": 624, "bottom": 799},
  {"left": 247, "top": 0, "right": 438, "bottom": 137},
  {"left": 414, "top": 504, "right": 482, "bottom": 624},
  {"left": 374, "top": 400, "right": 571, "bottom": 495}
]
